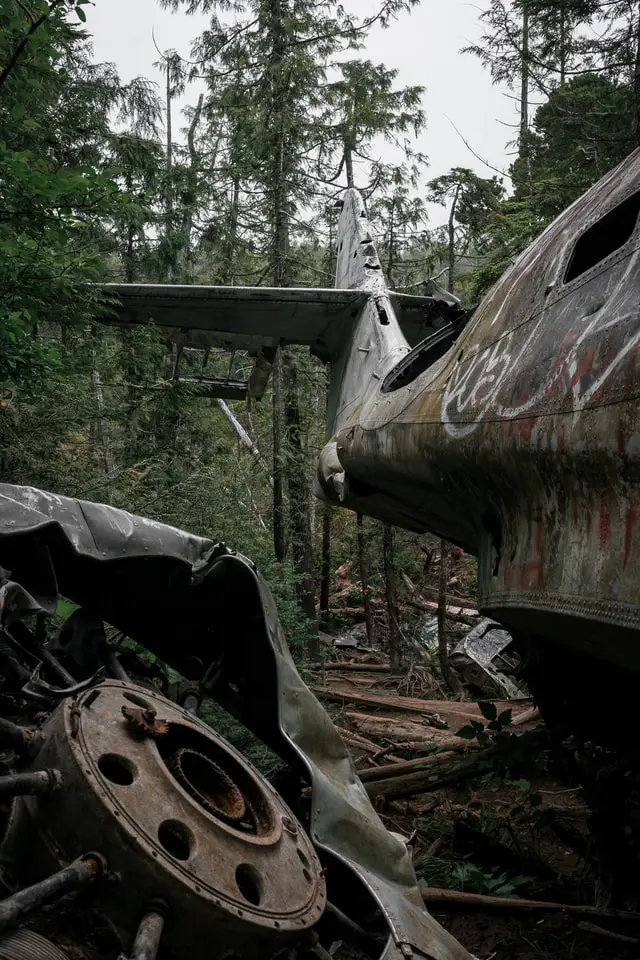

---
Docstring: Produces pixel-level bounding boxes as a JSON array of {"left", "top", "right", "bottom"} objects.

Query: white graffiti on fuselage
[{"left": 442, "top": 282, "right": 640, "bottom": 439}]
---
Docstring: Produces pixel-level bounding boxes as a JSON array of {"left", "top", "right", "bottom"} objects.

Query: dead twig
[
  {"left": 577, "top": 921, "right": 639, "bottom": 943},
  {"left": 421, "top": 888, "right": 640, "bottom": 922},
  {"left": 425, "top": 838, "right": 443, "bottom": 858}
]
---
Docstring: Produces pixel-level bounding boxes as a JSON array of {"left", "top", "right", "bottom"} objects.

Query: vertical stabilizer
[{"left": 316, "top": 189, "right": 411, "bottom": 502}]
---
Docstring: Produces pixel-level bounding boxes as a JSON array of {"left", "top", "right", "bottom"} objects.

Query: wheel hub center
[{"left": 167, "top": 747, "right": 247, "bottom": 823}]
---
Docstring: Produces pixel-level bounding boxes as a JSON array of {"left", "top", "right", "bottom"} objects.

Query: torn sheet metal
[
  {"left": 451, "top": 619, "right": 525, "bottom": 700},
  {"left": 0, "top": 483, "right": 472, "bottom": 960}
]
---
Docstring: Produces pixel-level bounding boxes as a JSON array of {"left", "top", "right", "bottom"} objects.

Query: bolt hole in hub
[
  {"left": 235, "top": 863, "right": 262, "bottom": 905},
  {"left": 158, "top": 819, "right": 193, "bottom": 861},
  {"left": 98, "top": 753, "right": 136, "bottom": 786}
]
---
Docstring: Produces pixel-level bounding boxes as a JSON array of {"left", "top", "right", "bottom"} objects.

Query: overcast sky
[{"left": 86, "top": 0, "right": 516, "bottom": 228}]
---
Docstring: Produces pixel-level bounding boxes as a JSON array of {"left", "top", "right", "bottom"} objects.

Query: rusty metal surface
[
  {"left": 1, "top": 680, "right": 326, "bottom": 960},
  {"left": 121, "top": 705, "right": 169, "bottom": 739},
  {"left": 314, "top": 153, "right": 640, "bottom": 669},
  {"left": 0, "top": 770, "right": 62, "bottom": 800},
  {"left": 0, "top": 489, "right": 472, "bottom": 959},
  {"left": 122, "top": 904, "right": 166, "bottom": 960},
  {"left": 0, "top": 855, "right": 103, "bottom": 935}
]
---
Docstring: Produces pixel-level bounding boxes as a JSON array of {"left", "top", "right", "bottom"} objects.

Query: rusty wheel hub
[
  {"left": 166, "top": 747, "right": 247, "bottom": 823},
  {"left": 0, "top": 681, "right": 326, "bottom": 960}
]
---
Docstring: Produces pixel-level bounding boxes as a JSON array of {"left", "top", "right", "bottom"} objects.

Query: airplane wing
[{"left": 99, "top": 282, "right": 453, "bottom": 399}]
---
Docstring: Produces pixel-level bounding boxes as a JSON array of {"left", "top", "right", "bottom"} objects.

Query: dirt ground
[
  {"left": 442, "top": 910, "right": 640, "bottom": 960},
  {"left": 317, "top": 546, "right": 640, "bottom": 960}
]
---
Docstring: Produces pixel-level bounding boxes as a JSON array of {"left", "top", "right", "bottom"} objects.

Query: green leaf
[
  {"left": 76, "top": 6, "right": 87, "bottom": 21},
  {"left": 478, "top": 701, "right": 497, "bottom": 722},
  {"left": 56, "top": 597, "right": 80, "bottom": 619},
  {"left": 456, "top": 725, "right": 478, "bottom": 740},
  {"left": 498, "top": 708, "right": 513, "bottom": 726}
]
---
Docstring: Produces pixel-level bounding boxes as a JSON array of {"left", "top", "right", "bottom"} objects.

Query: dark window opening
[
  {"left": 564, "top": 190, "right": 640, "bottom": 284},
  {"left": 381, "top": 322, "right": 464, "bottom": 394}
]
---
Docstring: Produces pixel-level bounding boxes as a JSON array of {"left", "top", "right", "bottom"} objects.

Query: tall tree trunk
[
  {"left": 123, "top": 168, "right": 136, "bottom": 284},
  {"left": 357, "top": 513, "right": 374, "bottom": 645},
  {"left": 319, "top": 506, "right": 332, "bottom": 623},
  {"left": 166, "top": 65, "right": 173, "bottom": 244},
  {"left": 92, "top": 369, "right": 113, "bottom": 475},
  {"left": 283, "top": 351, "right": 318, "bottom": 654},
  {"left": 519, "top": 11, "right": 530, "bottom": 171},
  {"left": 383, "top": 524, "right": 402, "bottom": 671},
  {"left": 220, "top": 172, "right": 240, "bottom": 285},
  {"left": 559, "top": 0, "right": 567, "bottom": 87},
  {"left": 180, "top": 93, "right": 204, "bottom": 283},
  {"left": 448, "top": 183, "right": 461, "bottom": 294},
  {"left": 633, "top": 2, "right": 640, "bottom": 147},
  {"left": 387, "top": 197, "right": 396, "bottom": 289},
  {"left": 344, "top": 142, "right": 355, "bottom": 189},
  {"left": 91, "top": 361, "right": 114, "bottom": 476},
  {"left": 267, "top": 0, "right": 290, "bottom": 566},
  {"left": 125, "top": 225, "right": 135, "bottom": 283},
  {"left": 272, "top": 349, "right": 286, "bottom": 561},
  {"left": 438, "top": 539, "right": 463, "bottom": 695}
]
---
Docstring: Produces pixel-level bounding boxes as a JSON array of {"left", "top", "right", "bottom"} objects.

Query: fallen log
[
  {"left": 577, "top": 921, "right": 639, "bottom": 944},
  {"left": 420, "top": 888, "right": 640, "bottom": 922},
  {"left": 405, "top": 596, "right": 478, "bottom": 625},
  {"left": 511, "top": 706, "right": 540, "bottom": 726},
  {"left": 333, "top": 726, "right": 381, "bottom": 754},
  {"left": 314, "top": 687, "right": 528, "bottom": 725},
  {"left": 327, "top": 606, "right": 381, "bottom": 616},
  {"left": 358, "top": 751, "right": 456, "bottom": 782},
  {"left": 401, "top": 574, "right": 477, "bottom": 609},
  {"left": 325, "top": 675, "right": 380, "bottom": 688},
  {"left": 346, "top": 713, "right": 434, "bottom": 742},
  {"left": 365, "top": 753, "right": 495, "bottom": 799},
  {"left": 324, "top": 662, "right": 391, "bottom": 673},
  {"left": 393, "top": 739, "right": 464, "bottom": 751}
]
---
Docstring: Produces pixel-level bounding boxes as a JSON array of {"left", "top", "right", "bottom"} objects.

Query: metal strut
[
  {"left": 120, "top": 902, "right": 167, "bottom": 960},
  {"left": 0, "top": 854, "right": 106, "bottom": 935},
  {"left": 0, "top": 769, "right": 62, "bottom": 800},
  {"left": 0, "top": 718, "right": 43, "bottom": 757}
]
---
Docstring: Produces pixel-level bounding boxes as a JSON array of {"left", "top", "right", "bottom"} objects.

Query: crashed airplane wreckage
[
  {"left": 0, "top": 489, "right": 472, "bottom": 960},
  {"left": 103, "top": 148, "right": 640, "bottom": 730},
  {"left": 0, "top": 149, "right": 640, "bottom": 958}
]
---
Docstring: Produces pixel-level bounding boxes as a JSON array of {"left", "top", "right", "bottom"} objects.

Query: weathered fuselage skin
[{"left": 318, "top": 151, "right": 640, "bottom": 670}]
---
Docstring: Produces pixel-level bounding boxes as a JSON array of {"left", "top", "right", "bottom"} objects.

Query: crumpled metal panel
[
  {"left": 317, "top": 152, "right": 640, "bottom": 669},
  {"left": 0, "top": 483, "right": 472, "bottom": 960},
  {"left": 453, "top": 619, "right": 513, "bottom": 670}
]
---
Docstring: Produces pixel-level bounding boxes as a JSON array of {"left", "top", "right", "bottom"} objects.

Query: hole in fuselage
[{"left": 564, "top": 190, "right": 640, "bottom": 283}]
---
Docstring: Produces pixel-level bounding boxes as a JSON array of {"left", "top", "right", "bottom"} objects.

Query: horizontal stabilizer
[{"left": 99, "top": 283, "right": 453, "bottom": 400}]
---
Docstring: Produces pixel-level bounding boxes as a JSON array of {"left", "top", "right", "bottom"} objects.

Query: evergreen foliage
[{"left": 0, "top": 0, "right": 637, "bottom": 661}]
